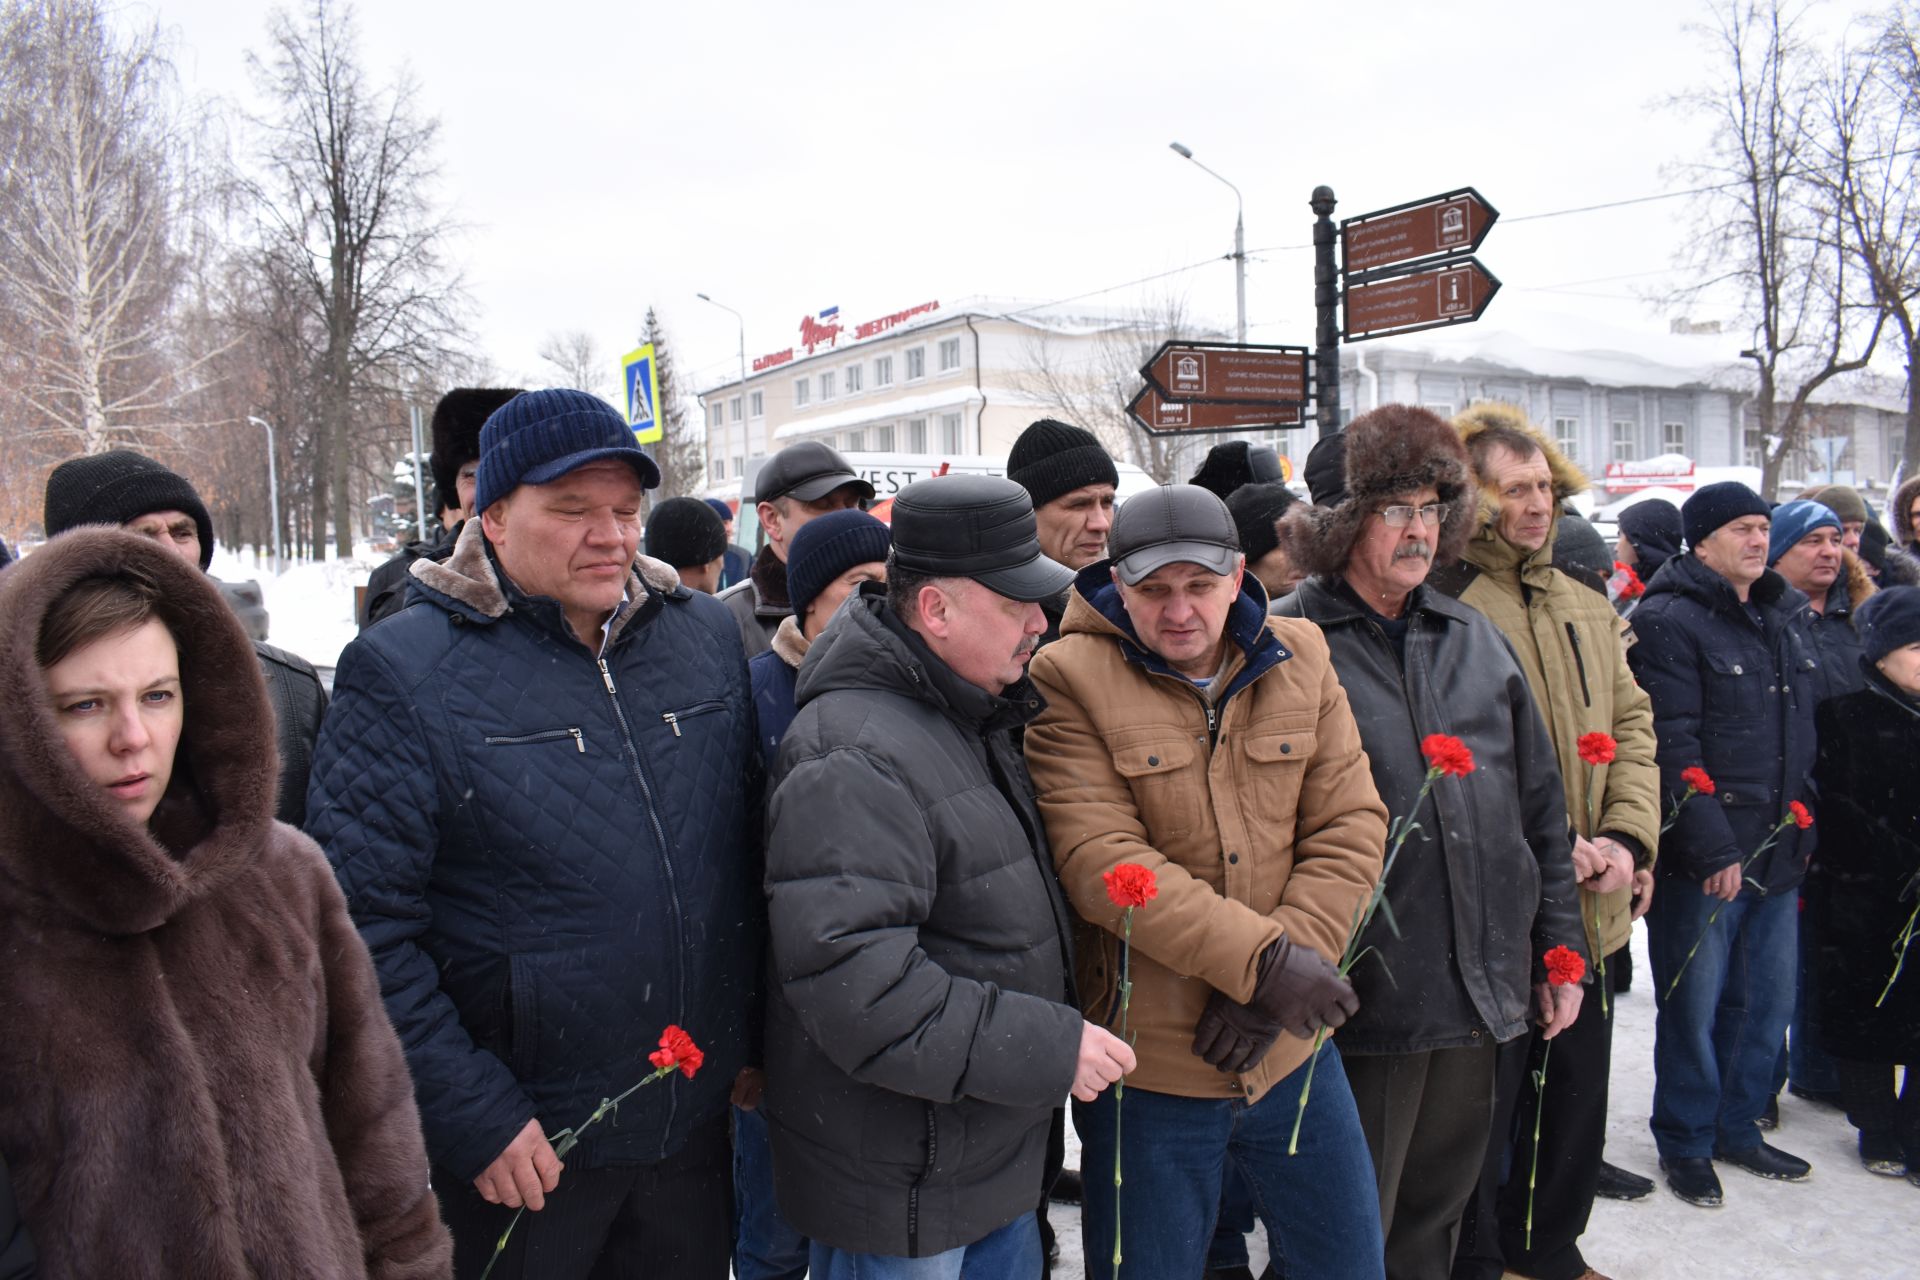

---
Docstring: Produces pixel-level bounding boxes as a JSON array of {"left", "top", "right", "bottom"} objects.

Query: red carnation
[
  {"left": 649, "top": 1025, "right": 705, "bottom": 1079},
  {"left": 1680, "top": 766, "right": 1716, "bottom": 796},
  {"left": 1543, "top": 945, "right": 1586, "bottom": 986},
  {"left": 1576, "top": 733, "right": 1617, "bottom": 767},
  {"left": 1789, "top": 800, "right": 1813, "bottom": 830},
  {"left": 1612, "top": 561, "right": 1645, "bottom": 600},
  {"left": 1421, "top": 734, "right": 1475, "bottom": 778},
  {"left": 1103, "top": 863, "right": 1159, "bottom": 910}
]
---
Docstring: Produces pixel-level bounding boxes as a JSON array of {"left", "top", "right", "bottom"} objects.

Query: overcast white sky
[{"left": 140, "top": 0, "right": 1891, "bottom": 396}]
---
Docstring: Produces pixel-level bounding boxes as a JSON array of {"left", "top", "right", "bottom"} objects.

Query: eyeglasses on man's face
[{"left": 1378, "top": 503, "right": 1449, "bottom": 529}]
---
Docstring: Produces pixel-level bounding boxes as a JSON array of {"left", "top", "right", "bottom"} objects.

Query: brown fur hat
[{"left": 1277, "top": 403, "right": 1473, "bottom": 579}]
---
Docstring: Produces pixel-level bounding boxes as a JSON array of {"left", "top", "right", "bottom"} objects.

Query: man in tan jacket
[
  {"left": 1028, "top": 484, "right": 1390, "bottom": 1280},
  {"left": 1436, "top": 403, "right": 1662, "bottom": 1280}
]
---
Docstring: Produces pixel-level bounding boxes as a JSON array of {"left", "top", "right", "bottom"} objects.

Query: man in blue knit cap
[{"left": 310, "top": 388, "right": 761, "bottom": 1279}]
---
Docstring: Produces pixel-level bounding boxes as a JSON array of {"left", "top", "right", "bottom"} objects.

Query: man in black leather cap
[
  {"left": 718, "top": 441, "right": 873, "bottom": 659},
  {"left": 763, "top": 474, "right": 1135, "bottom": 1279},
  {"left": 42, "top": 450, "right": 328, "bottom": 829}
]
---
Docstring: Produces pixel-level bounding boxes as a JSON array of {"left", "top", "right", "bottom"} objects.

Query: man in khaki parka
[
  {"left": 1434, "top": 403, "right": 1662, "bottom": 1280},
  {"left": 1027, "top": 484, "right": 1390, "bottom": 1280}
]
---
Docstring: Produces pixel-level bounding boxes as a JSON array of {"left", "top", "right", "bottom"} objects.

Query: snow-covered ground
[
  {"left": 208, "top": 544, "right": 374, "bottom": 675},
  {"left": 1053, "top": 923, "right": 1917, "bottom": 1279}
]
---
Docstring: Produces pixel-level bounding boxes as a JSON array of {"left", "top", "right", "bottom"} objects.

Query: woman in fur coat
[{"left": 0, "top": 529, "right": 451, "bottom": 1279}]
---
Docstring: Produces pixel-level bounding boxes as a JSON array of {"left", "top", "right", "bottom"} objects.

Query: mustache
[
  {"left": 1013, "top": 636, "right": 1040, "bottom": 659},
  {"left": 1392, "top": 543, "right": 1433, "bottom": 562}
]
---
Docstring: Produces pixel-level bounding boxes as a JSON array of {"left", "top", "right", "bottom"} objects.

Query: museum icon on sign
[{"left": 1173, "top": 353, "right": 1205, "bottom": 395}]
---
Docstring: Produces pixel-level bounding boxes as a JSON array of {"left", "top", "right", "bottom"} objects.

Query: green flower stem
[
  {"left": 1664, "top": 817, "right": 1792, "bottom": 1002},
  {"left": 1290, "top": 765, "right": 1443, "bottom": 1155},
  {"left": 479, "top": 1063, "right": 678, "bottom": 1280},
  {"left": 1113, "top": 908, "right": 1133, "bottom": 1273},
  {"left": 1877, "top": 899, "right": 1919, "bottom": 1009},
  {"left": 1582, "top": 764, "right": 1610, "bottom": 1021},
  {"left": 1658, "top": 783, "right": 1701, "bottom": 838},
  {"left": 1525, "top": 1038, "right": 1554, "bottom": 1250}
]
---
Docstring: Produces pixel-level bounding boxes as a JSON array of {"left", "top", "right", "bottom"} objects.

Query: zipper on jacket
[
  {"left": 598, "top": 656, "right": 688, "bottom": 1152},
  {"left": 1564, "top": 623, "right": 1592, "bottom": 708},
  {"left": 483, "top": 727, "right": 586, "bottom": 752},
  {"left": 661, "top": 700, "right": 727, "bottom": 738},
  {"left": 907, "top": 1102, "right": 936, "bottom": 1256}
]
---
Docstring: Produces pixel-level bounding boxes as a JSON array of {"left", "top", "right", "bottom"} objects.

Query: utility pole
[
  {"left": 246, "top": 415, "right": 283, "bottom": 570},
  {"left": 1312, "top": 186, "right": 1341, "bottom": 438}
]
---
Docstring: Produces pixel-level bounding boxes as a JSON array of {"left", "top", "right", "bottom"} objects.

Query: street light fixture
[
  {"left": 245, "top": 414, "right": 283, "bottom": 571},
  {"left": 697, "top": 292, "right": 750, "bottom": 484},
  {"left": 1169, "top": 141, "right": 1247, "bottom": 343}
]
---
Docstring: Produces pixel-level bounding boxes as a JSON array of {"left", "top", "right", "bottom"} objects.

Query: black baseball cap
[
  {"left": 754, "top": 440, "right": 875, "bottom": 505},
  {"left": 1109, "top": 484, "right": 1242, "bottom": 585},
  {"left": 890, "top": 474, "right": 1074, "bottom": 603}
]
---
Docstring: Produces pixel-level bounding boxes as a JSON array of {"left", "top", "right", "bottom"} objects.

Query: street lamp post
[
  {"left": 697, "top": 292, "right": 750, "bottom": 484},
  {"left": 1169, "top": 141, "right": 1246, "bottom": 344},
  {"left": 245, "top": 414, "right": 283, "bottom": 571}
]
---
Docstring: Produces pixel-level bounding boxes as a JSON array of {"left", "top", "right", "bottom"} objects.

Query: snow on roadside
[{"left": 209, "top": 545, "right": 373, "bottom": 673}]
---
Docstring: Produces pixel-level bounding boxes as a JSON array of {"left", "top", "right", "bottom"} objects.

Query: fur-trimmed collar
[
  {"left": 410, "top": 518, "right": 683, "bottom": 646},
  {"left": 771, "top": 613, "right": 810, "bottom": 669},
  {"left": 750, "top": 544, "right": 791, "bottom": 611},
  {"left": 0, "top": 530, "right": 277, "bottom": 935}
]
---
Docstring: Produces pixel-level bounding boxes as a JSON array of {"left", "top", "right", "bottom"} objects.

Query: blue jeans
[
  {"left": 807, "top": 1212, "right": 1039, "bottom": 1279},
  {"left": 1074, "top": 1041, "right": 1383, "bottom": 1280},
  {"left": 733, "top": 1105, "right": 808, "bottom": 1280},
  {"left": 1647, "top": 880, "right": 1798, "bottom": 1159}
]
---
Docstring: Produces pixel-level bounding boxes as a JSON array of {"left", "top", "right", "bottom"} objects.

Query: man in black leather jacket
[{"left": 1271, "top": 405, "right": 1586, "bottom": 1280}]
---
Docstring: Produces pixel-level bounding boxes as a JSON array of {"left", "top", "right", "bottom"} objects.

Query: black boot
[{"left": 1595, "top": 1159, "right": 1656, "bottom": 1201}]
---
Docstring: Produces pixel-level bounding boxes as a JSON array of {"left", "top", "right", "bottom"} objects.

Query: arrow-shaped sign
[
  {"left": 1341, "top": 188, "right": 1498, "bottom": 277},
  {"left": 1127, "top": 385, "right": 1304, "bottom": 436},
  {"left": 1140, "top": 342, "right": 1311, "bottom": 406},
  {"left": 1342, "top": 258, "right": 1501, "bottom": 342}
]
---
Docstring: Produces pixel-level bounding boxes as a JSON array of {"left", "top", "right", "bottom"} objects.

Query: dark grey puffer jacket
[{"left": 764, "top": 585, "right": 1081, "bottom": 1258}]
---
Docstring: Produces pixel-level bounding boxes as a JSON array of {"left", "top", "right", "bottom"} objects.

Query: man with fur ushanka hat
[
  {"left": 361, "top": 386, "right": 524, "bottom": 630},
  {"left": 1270, "top": 403, "right": 1587, "bottom": 1280},
  {"left": 1432, "top": 403, "right": 1660, "bottom": 1280}
]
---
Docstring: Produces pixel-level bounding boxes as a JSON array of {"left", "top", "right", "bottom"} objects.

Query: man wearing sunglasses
[{"left": 1270, "top": 405, "right": 1585, "bottom": 1280}]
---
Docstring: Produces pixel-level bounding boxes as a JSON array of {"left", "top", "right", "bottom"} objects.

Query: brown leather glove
[
  {"left": 1191, "top": 988, "right": 1286, "bottom": 1073},
  {"left": 1243, "top": 935, "right": 1358, "bottom": 1039}
]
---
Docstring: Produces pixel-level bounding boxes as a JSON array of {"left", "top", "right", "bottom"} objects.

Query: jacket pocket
[
  {"left": 1703, "top": 651, "right": 1763, "bottom": 721},
  {"left": 661, "top": 700, "right": 727, "bottom": 739},
  {"left": 1112, "top": 732, "right": 1202, "bottom": 839},
  {"left": 484, "top": 727, "right": 587, "bottom": 753},
  {"left": 1244, "top": 728, "right": 1316, "bottom": 830}
]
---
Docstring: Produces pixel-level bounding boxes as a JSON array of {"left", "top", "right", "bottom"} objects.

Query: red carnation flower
[
  {"left": 1576, "top": 733, "right": 1617, "bottom": 767},
  {"left": 1789, "top": 800, "right": 1813, "bottom": 830},
  {"left": 1612, "top": 561, "right": 1645, "bottom": 600},
  {"left": 1421, "top": 734, "right": 1475, "bottom": 778},
  {"left": 1103, "top": 863, "right": 1159, "bottom": 910},
  {"left": 1543, "top": 945, "right": 1586, "bottom": 986},
  {"left": 1680, "top": 766, "right": 1716, "bottom": 796},
  {"left": 649, "top": 1025, "right": 705, "bottom": 1078}
]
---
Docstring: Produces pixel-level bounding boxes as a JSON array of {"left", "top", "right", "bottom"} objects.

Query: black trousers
[
  {"left": 1454, "top": 950, "right": 1616, "bottom": 1280},
  {"left": 436, "top": 1113, "right": 732, "bottom": 1280},
  {"left": 1836, "top": 1056, "right": 1920, "bottom": 1157},
  {"left": 1345, "top": 1041, "right": 1497, "bottom": 1280}
]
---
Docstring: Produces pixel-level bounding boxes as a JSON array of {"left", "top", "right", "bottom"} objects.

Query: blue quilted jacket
[{"left": 307, "top": 523, "right": 760, "bottom": 1182}]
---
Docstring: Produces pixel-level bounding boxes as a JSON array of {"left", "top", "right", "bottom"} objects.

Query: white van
[{"left": 726, "top": 452, "right": 1159, "bottom": 554}]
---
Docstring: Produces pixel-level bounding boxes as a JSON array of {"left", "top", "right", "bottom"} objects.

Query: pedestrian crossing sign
[{"left": 623, "top": 345, "right": 661, "bottom": 444}]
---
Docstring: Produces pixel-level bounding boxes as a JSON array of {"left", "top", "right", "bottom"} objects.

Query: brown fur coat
[{"left": 0, "top": 530, "right": 451, "bottom": 1279}]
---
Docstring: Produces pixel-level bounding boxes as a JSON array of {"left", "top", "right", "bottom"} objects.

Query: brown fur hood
[
  {"left": 0, "top": 529, "right": 276, "bottom": 935},
  {"left": 1453, "top": 401, "right": 1588, "bottom": 529},
  {"left": 1893, "top": 475, "right": 1920, "bottom": 548},
  {"left": 1840, "top": 548, "right": 1877, "bottom": 612},
  {"left": 1277, "top": 403, "right": 1475, "bottom": 580}
]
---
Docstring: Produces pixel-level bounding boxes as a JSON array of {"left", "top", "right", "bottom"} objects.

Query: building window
[
  {"left": 750, "top": 390, "right": 763, "bottom": 417},
  {"left": 1611, "top": 420, "right": 1637, "bottom": 463},
  {"left": 729, "top": 396, "right": 742, "bottom": 423},
  {"left": 938, "top": 337, "right": 962, "bottom": 372},
  {"left": 711, "top": 459, "right": 726, "bottom": 482},
  {"left": 1421, "top": 401, "right": 1453, "bottom": 419},
  {"left": 845, "top": 429, "right": 867, "bottom": 451},
  {"left": 874, "top": 355, "right": 893, "bottom": 387},
  {"left": 1553, "top": 417, "right": 1578, "bottom": 458},
  {"left": 907, "top": 417, "right": 927, "bottom": 452},
  {"left": 794, "top": 378, "right": 810, "bottom": 407},
  {"left": 905, "top": 347, "right": 926, "bottom": 381},
  {"left": 707, "top": 402, "right": 723, "bottom": 427},
  {"left": 820, "top": 371, "right": 836, "bottom": 400},
  {"left": 845, "top": 364, "right": 863, "bottom": 394},
  {"left": 1744, "top": 426, "right": 1765, "bottom": 468},
  {"left": 733, "top": 456, "right": 745, "bottom": 478},
  {"left": 875, "top": 423, "right": 895, "bottom": 451},
  {"left": 941, "top": 412, "right": 964, "bottom": 452},
  {"left": 1662, "top": 421, "right": 1686, "bottom": 455}
]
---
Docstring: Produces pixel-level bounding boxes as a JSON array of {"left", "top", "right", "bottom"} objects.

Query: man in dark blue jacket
[
  {"left": 1628, "top": 481, "right": 1820, "bottom": 1209},
  {"left": 308, "top": 388, "right": 759, "bottom": 1280}
]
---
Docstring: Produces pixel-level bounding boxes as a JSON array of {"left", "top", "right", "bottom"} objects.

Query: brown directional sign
[
  {"left": 1341, "top": 188, "right": 1497, "bottom": 276},
  {"left": 1141, "top": 342, "right": 1310, "bottom": 406},
  {"left": 1127, "top": 384, "right": 1303, "bottom": 436},
  {"left": 1343, "top": 258, "right": 1501, "bottom": 342}
]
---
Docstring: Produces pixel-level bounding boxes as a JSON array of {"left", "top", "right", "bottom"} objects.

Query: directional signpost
[
  {"left": 1341, "top": 188, "right": 1497, "bottom": 275},
  {"left": 1343, "top": 258, "right": 1501, "bottom": 341},
  {"left": 1129, "top": 341, "right": 1309, "bottom": 437},
  {"left": 1339, "top": 188, "right": 1501, "bottom": 345}
]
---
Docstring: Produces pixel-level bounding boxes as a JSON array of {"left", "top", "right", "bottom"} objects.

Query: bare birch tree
[{"left": 537, "top": 330, "right": 614, "bottom": 399}]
